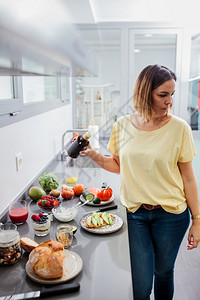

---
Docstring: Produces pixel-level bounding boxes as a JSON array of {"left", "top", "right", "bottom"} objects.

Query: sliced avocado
[
  {"left": 107, "top": 214, "right": 113, "bottom": 225},
  {"left": 96, "top": 214, "right": 102, "bottom": 226},
  {"left": 102, "top": 213, "right": 109, "bottom": 225},
  {"left": 71, "top": 225, "right": 77, "bottom": 234},
  {"left": 87, "top": 216, "right": 92, "bottom": 226},
  {"left": 99, "top": 216, "right": 104, "bottom": 226},
  {"left": 92, "top": 216, "right": 98, "bottom": 227}
]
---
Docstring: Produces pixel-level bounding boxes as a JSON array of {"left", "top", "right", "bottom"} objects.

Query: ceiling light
[
  {"left": 134, "top": 49, "right": 141, "bottom": 53},
  {"left": 145, "top": 34, "right": 153, "bottom": 37}
]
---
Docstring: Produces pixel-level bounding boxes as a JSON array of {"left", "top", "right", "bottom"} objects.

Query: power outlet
[{"left": 16, "top": 152, "right": 23, "bottom": 172}]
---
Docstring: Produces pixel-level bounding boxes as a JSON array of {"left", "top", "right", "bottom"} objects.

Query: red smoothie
[{"left": 9, "top": 208, "right": 28, "bottom": 224}]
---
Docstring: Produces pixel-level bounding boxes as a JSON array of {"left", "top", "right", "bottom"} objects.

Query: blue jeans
[{"left": 127, "top": 207, "right": 190, "bottom": 300}]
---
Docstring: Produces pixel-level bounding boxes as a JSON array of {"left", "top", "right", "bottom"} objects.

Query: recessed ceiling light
[
  {"left": 134, "top": 49, "right": 141, "bottom": 53},
  {"left": 145, "top": 34, "right": 153, "bottom": 37}
]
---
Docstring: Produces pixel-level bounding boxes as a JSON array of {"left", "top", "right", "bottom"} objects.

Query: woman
[{"left": 81, "top": 64, "right": 200, "bottom": 300}]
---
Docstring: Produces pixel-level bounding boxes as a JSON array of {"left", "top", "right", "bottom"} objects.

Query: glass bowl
[{"left": 52, "top": 206, "right": 78, "bottom": 222}]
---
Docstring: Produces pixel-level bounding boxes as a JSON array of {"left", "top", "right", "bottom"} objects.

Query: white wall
[{"left": 0, "top": 104, "right": 72, "bottom": 216}]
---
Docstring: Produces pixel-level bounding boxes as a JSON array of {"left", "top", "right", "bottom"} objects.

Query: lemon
[{"left": 66, "top": 177, "right": 78, "bottom": 184}]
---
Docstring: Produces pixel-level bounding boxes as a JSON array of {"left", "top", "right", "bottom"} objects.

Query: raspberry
[
  {"left": 41, "top": 196, "right": 46, "bottom": 200},
  {"left": 39, "top": 212, "right": 44, "bottom": 217},
  {"left": 31, "top": 214, "right": 38, "bottom": 221},
  {"left": 35, "top": 216, "right": 41, "bottom": 221}
]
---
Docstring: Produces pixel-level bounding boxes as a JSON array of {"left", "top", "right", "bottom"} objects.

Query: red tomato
[
  {"left": 88, "top": 187, "right": 101, "bottom": 197},
  {"left": 72, "top": 184, "right": 85, "bottom": 196},
  {"left": 97, "top": 187, "right": 113, "bottom": 201},
  {"left": 61, "top": 188, "right": 74, "bottom": 200}
]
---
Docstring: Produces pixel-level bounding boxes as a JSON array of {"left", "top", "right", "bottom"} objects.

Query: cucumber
[
  {"left": 92, "top": 197, "right": 101, "bottom": 204},
  {"left": 82, "top": 190, "right": 94, "bottom": 202}
]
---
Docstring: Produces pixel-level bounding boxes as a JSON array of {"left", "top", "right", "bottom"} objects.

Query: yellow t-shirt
[{"left": 107, "top": 114, "right": 196, "bottom": 214}]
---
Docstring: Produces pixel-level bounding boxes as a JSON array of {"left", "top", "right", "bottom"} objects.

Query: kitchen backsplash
[{"left": 0, "top": 104, "right": 72, "bottom": 216}]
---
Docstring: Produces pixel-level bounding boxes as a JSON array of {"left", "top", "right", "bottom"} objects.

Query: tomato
[
  {"left": 72, "top": 184, "right": 85, "bottom": 196},
  {"left": 88, "top": 187, "right": 101, "bottom": 197},
  {"left": 61, "top": 188, "right": 75, "bottom": 200},
  {"left": 97, "top": 187, "right": 113, "bottom": 201}
]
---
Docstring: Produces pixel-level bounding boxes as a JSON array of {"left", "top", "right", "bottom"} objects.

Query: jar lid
[{"left": 0, "top": 229, "right": 20, "bottom": 246}]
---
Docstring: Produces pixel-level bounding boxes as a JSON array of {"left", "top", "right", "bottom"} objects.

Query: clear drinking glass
[
  {"left": 32, "top": 216, "right": 51, "bottom": 237},
  {"left": 56, "top": 224, "right": 73, "bottom": 248},
  {"left": 9, "top": 200, "right": 28, "bottom": 225}
]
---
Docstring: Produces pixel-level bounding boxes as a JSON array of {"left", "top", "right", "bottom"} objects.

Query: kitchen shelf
[{"left": 81, "top": 83, "right": 114, "bottom": 129}]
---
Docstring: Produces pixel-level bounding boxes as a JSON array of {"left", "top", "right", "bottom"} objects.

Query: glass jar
[
  {"left": 0, "top": 224, "right": 21, "bottom": 266},
  {"left": 56, "top": 224, "right": 73, "bottom": 248},
  {"left": 32, "top": 215, "right": 51, "bottom": 237}
]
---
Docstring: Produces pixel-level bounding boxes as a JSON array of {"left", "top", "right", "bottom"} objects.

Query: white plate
[
  {"left": 80, "top": 194, "right": 115, "bottom": 206},
  {"left": 26, "top": 249, "right": 83, "bottom": 284},
  {"left": 80, "top": 213, "right": 123, "bottom": 234}
]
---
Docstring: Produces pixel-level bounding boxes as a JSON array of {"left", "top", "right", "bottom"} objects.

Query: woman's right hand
[{"left": 80, "top": 143, "right": 97, "bottom": 159}]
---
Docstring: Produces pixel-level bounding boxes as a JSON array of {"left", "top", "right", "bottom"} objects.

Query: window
[
  {"left": 0, "top": 77, "right": 14, "bottom": 100},
  {"left": 22, "top": 77, "right": 58, "bottom": 104}
]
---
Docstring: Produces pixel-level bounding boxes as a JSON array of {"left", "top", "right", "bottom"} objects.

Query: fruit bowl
[{"left": 37, "top": 196, "right": 61, "bottom": 210}]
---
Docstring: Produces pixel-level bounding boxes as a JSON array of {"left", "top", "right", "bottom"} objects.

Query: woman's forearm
[
  {"left": 80, "top": 149, "right": 120, "bottom": 174},
  {"left": 184, "top": 180, "right": 200, "bottom": 218},
  {"left": 178, "top": 161, "right": 200, "bottom": 218}
]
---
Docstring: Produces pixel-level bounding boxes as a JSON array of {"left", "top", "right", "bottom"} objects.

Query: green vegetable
[
  {"left": 38, "top": 172, "right": 59, "bottom": 192},
  {"left": 102, "top": 212, "right": 109, "bottom": 225},
  {"left": 82, "top": 190, "right": 94, "bottom": 201},
  {"left": 87, "top": 216, "right": 92, "bottom": 226}
]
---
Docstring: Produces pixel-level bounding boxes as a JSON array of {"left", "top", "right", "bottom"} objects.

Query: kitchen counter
[{"left": 0, "top": 158, "right": 133, "bottom": 299}]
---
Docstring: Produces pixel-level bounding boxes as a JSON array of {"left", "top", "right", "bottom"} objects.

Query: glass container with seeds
[{"left": 56, "top": 224, "right": 73, "bottom": 248}]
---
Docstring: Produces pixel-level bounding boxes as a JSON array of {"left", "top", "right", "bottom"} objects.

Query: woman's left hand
[{"left": 187, "top": 221, "right": 200, "bottom": 250}]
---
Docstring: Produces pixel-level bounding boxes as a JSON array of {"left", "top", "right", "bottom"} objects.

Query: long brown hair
[{"left": 133, "top": 65, "right": 176, "bottom": 121}]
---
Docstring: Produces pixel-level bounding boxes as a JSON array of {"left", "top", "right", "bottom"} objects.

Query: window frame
[{"left": 0, "top": 72, "right": 71, "bottom": 128}]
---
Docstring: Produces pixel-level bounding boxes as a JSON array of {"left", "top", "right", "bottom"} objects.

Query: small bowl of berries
[
  {"left": 31, "top": 212, "right": 51, "bottom": 236},
  {"left": 37, "top": 195, "right": 60, "bottom": 210}
]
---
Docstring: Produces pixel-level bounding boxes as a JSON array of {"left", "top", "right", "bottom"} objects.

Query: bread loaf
[
  {"left": 29, "top": 240, "right": 64, "bottom": 279},
  {"left": 20, "top": 237, "right": 39, "bottom": 253}
]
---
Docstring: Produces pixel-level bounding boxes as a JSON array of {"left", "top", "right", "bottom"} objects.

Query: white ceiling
[{"left": 64, "top": 0, "right": 200, "bottom": 36}]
